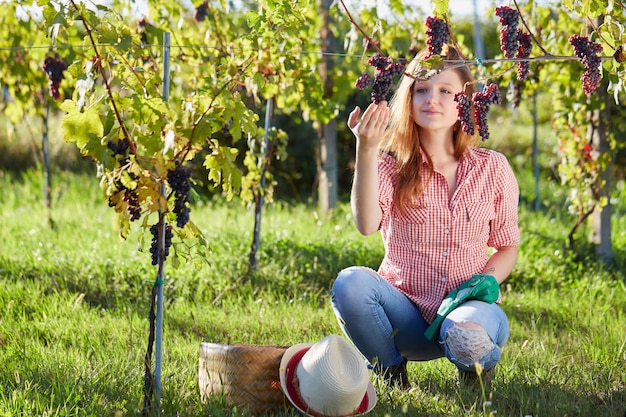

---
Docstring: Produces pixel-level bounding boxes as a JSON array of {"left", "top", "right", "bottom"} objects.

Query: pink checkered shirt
[{"left": 377, "top": 148, "right": 520, "bottom": 323}]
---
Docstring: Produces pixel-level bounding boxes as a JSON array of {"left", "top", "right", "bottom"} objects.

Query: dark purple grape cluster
[
  {"left": 359, "top": 55, "right": 405, "bottom": 103},
  {"left": 472, "top": 84, "right": 501, "bottom": 141},
  {"left": 106, "top": 140, "right": 142, "bottom": 221},
  {"left": 355, "top": 73, "right": 373, "bottom": 90},
  {"left": 509, "top": 82, "right": 522, "bottom": 108},
  {"left": 149, "top": 223, "right": 173, "bottom": 265},
  {"left": 569, "top": 34, "right": 603, "bottom": 96},
  {"left": 368, "top": 55, "right": 392, "bottom": 70},
  {"left": 136, "top": 18, "right": 149, "bottom": 45},
  {"left": 107, "top": 140, "right": 129, "bottom": 158},
  {"left": 495, "top": 6, "right": 534, "bottom": 81},
  {"left": 516, "top": 31, "right": 532, "bottom": 81},
  {"left": 495, "top": 6, "right": 520, "bottom": 59},
  {"left": 425, "top": 16, "right": 449, "bottom": 58},
  {"left": 221, "top": 117, "right": 233, "bottom": 135},
  {"left": 195, "top": 1, "right": 209, "bottom": 22},
  {"left": 123, "top": 187, "right": 141, "bottom": 221},
  {"left": 426, "top": 16, "right": 450, "bottom": 59},
  {"left": 106, "top": 185, "right": 141, "bottom": 221},
  {"left": 454, "top": 92, "right": 474, "bottom": 135},
  {"left": 42, "top": 57, "right": 68, "bottom": 100},
  {"left": 167, "top": 162, "right": 192, "bottom": 228}
]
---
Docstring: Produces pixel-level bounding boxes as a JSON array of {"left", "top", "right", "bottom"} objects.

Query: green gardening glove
[
  {"left": 458, "top": 273, "right": 500, "bottom": 304},
  {"left": 424, "top": 274, "right": 500, "bottom": 341}
]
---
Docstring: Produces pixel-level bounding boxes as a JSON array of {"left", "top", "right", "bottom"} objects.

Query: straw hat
[{"left": 279, "top": 334, "right": 377, "bottom": 417}]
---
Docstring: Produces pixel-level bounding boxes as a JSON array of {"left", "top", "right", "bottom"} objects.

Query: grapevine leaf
[
  {"left": 585, "top": 0, "right": 605, "bottom": 18},
  {"left": 60, "top": 100, "right": 104, "bottom": 156},
  {"left": 120, "top": 170, "right": 138, "bottom": 190},
  {"left": 246, "top": 11, "right": 261, "bottom": 28},
  {"left": 433, "top": 0, "right": 449, "bottom": 17},
  {"left": 389, "top": 0, "right": 405, "bottom": 15},
  {"left": 136, "top": 183, "right": 166, "bottom": 213},
  {"left": 562, "top": 0, "right": 574, "bottom": 10},
  {"left": 114, "top": 211, "right": 131, "bottom": 240},
  {"left": 142, "top": 21, "right": 165, "bottom": 45},
  {"left": 423, "top": 55, "right": 444, "bottom": 70},
  {"left": 42, "top": 3, "right": 68, "bottom": 27},
  {"left": 97, "top": 24, "right": 119, "bottom": 45},
  {"left": 116, "top": 26, "right": 135, "bottom": 52},
  {"left": 203, "top": 140, "right": 242, "bottom": 200},
  {"left": 414, "top": 55, "right": 444, "bottom": 80},
  {"left": 103, "top": 109, "right": 115, "bottom": 136},
  {"left": 171, "top": 253, "right": 180, "bottom": 269}
]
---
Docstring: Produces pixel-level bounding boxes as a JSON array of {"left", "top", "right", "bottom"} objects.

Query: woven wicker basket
[{"left": 198, "top": 343, "right": 290, "bottom": 415}]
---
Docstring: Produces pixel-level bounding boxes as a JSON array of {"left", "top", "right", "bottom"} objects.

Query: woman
[{"left": 331, "top": 45, "right": 520, "bottom": 389}]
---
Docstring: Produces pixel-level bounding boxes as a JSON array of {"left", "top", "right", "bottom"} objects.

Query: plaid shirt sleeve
[{"left": 487, "top": 152, "right": 521, "bottom": 249}]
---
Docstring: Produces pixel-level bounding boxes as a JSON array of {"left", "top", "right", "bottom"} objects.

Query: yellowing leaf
[
  {"left": 61, "top": 101, "right": 104, "bottom": 154},
  {"left": 136, "top": 185, "right": 167, "bottom": 213},
  {"left": 114, "top": 211, "right": 131, "bottom": 240}
]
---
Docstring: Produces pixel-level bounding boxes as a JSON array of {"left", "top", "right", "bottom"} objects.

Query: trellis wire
[{"left": 0, "top": 43, "right": 616, "bottom": 63}]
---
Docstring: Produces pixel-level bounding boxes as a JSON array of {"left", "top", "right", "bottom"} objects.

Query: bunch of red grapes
[
  {"left": 106, "top": 140, "right": 142, "bottom": 221},
  {"left": 355, "top": 55, "right": 405, "bottom": 103},
  {"left": 495, "top": 6, "right": 532, "bottom": 81},
  {"left": 569, "top": 34, "right": 604, "bottom": 96},
  {"left": 195, "top": 1, "right": 209, "bottom": 22},
  {"left": 167, "top": 162, "right": 192, "bottom": 228},
  {"left": 42, "top": 57, "right": 68, "bottom": 100},
  {"left": 149, "top": 223, "right": 173, "bottom": 266},
  {"left": 425, "top": 16, "right": 449, "bottom": 58},
  {"left": 454, "top": 91, "right": 474, "bottom": 136},
  {"left": 455, "top": 84, "right": 502, "bottom": 141}
]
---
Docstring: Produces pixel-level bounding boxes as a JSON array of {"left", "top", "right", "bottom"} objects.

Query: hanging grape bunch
[
  {"left": 495, "top": 6, "right": 533, "bottom": 81},
  {"left": 195, "top": 1, "right": 209, "bottom": 22},
  {"left": 354, "top": 15, "right": 451, "bottom": 104},
  {"left": 472, "top": 83, "right": 502, "bottom": 141},
  {"left": 425, "top": 16, "right": 449, "bottom": 58},
  {"left": 355, "top": 55, "right": 405, "bottom": 103},
  {"left": 149, "top": 223, "right": 173, "bottom": 266},
  {"left": 495, "top": 6, "right": 520, "bottom": 59},
  {"left": 569, "top": 34, "right": 603, "bottom": 96},
  {"left": 454, "top": 84, "right": 501, "bottom": 141},
  {"left": 167, "top": 162, "right": 192, "bottom": 228},
  {"left": 454, "top": 91, "right": 474, "bottom": 136},
  {"left": 42, "top": 57, "right": 68, "bottom": 100},
  {"left": 516, "top": 32, "right": 532, "bottom": 81},
  {"left": 106, "top": 140, "right": 142, "bottom": 221}
]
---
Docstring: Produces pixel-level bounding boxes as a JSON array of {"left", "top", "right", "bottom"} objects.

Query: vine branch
[
  {"left": 586, "top": 16, "right": 615, "bottom": 49},
  {"left": 338, "top": 0, "right": 386, "bottom": 57},
  {"left": 69, "top": 0, "right": 136, "bottom": 154},
  {"left": 513, "top": 0, "right": 553, "bottom": 56}
]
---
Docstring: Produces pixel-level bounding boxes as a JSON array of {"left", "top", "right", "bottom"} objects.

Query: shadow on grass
[
  {"left": 0, "top": 257, "right": 154, "bottom": 313},
  {"left": 410, "top": 367, "right": 626, "bottom": 417},
  {"left": 491, "top": 377, "right": 626, "bottom": 417},
  {"left": 505, "top": 302, "right": 582, "bottom": 335},
  {"left": 250, "top": 236, "right": 384, "bottom": 292}
]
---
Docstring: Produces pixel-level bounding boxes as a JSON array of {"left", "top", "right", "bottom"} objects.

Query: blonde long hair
[{"left": 379, "top": 44, "right": 479, "bottom": 212}]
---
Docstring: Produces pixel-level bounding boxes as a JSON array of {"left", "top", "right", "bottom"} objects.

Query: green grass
[{"left": 0, "top": 168, "right": 625, "bottom": 417}]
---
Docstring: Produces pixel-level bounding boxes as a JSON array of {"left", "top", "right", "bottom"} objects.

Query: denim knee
[
  {"left": 442, "top": 323, "right": 501, "bottom": 372},
  {"left": 332, "top": 266, "right": 380, "bottom": 304}
]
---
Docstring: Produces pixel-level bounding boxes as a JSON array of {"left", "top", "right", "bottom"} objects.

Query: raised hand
[{"left": 347, "top": 101, "right": 390, "bottom": 151}]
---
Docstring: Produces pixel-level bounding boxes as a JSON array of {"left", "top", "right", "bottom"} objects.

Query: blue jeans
[{"left": 331, "top": 266, "right": 509, "bottom": 372}]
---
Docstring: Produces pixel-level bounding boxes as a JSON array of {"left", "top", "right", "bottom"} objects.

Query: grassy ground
[{"left": 0, "top": 167, "right": 625, "bottom": 417}]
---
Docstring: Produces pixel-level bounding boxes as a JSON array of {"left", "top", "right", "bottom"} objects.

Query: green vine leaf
[
  {"left": 203, "top": 140, "right": 242, "bottom": 201},
  {"left": 432, "top": 0, "right": 449, "bottom": 17},
  {"left": 59, "top": 100, "right": 104, "bottom": 156}
]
